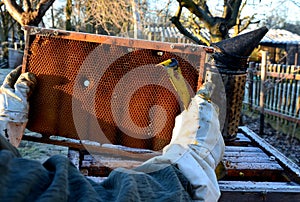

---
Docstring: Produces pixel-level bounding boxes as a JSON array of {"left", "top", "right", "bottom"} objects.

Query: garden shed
[{"left": 259, "top": 29, "right": 300, "bottom": 65}]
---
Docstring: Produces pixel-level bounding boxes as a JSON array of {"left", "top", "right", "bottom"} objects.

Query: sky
[
  {"left": 244, "top": 0, "right": 300, "bottom": 23},
  {"left": 205, "top": 0, "right": 300, "bottom": 24},
  {"left": 147, "top": 0, "right": 300, "bottom": 22}
]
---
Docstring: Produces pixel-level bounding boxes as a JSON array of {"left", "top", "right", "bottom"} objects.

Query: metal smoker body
[{"left": 205, "top": 27, "right": 268, "bottom": 141}]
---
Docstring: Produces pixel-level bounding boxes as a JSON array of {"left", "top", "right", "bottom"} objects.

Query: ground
[
  {"left": 18, "top": 135, "right": 68, "bottom": 163},
  {"left": 241, "top": 114, "right": 300, "bottom": 167}
]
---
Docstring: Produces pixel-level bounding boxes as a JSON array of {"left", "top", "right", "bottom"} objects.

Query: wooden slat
[
  {"left": 270, "top": 64, "right": 277, "bottom": 111},
  {"left": 223, "top": 156, "right": 274, "bottom": 163},
  {"left": 224, "top": 151, "right": 267, "bottom": 158},
  {"left": 219, "top": 181, "right": 300, "bottom": 202},
  {"left": 80, "top": 154, "right": 144, "bottom": 176},
  {"left": 284, "top": 65, "right": 292, "bottom": 118},
  {"left": 280, "top": 66, "right": 287, "bottom": 117},
  {"left": 68, "top": 149, "right": 80, "bottom": 169},
  {"left": 236, "top": 133, "right": 251, "bottom": 142},
  {"left": 240, "top": 126, "right": 300, "bottom": 183},
  {"left": 223, "top": 144, "right": 285, "bottom": 181},
  {"left": 225, "top": 146, "right": 262, "bottom": 152},
  {"left": 245, "top": 105, "right": 299, "bottom": 123},
  {"left": 22, "top": 134, "right": 161, "bottom": 161},
  {"left": 265, "top": 64, "right": 271, "bottom": 109},
  {"left": 289, "top": 66, "right": 297, "bottom": 117},
  {"left": 224, "top": 161, "right": 282, "bottom": 170},
  {"left": 256, "top": 68, "right": 261, "bottom": 106},
  {"left": 223, "top": 146, "right": 284, "bottom": 180},
  {"left": 81, "top": 156, "right": 143, "bottom": 169},
  {"left": 86, "top": 176, "right": 107, "bottom": 183},
  {"left": 23, "top": 26, "right": 211, "bottom": 55},
  {"left": 225, "top": 133, "right": 252, "bottom": 146},
  {"left": 223, "top": 162, "right": 284, "bottom": 181},
  {"left": 256, "top": 71, "right": 300, "bottom": 80}
]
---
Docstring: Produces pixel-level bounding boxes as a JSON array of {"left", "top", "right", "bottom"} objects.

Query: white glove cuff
[{"left": 0, "top": 89, "right": 28, "bottom": 123}]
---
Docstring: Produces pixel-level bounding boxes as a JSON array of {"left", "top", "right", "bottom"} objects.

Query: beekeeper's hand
[
  {"left": 143, "top": 82, "right": 225, "bottom": 202},
  {"left": 0, "top": 66, "right": 37, "bottom": 147}
]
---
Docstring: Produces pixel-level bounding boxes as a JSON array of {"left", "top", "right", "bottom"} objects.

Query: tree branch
[
  {"left": 23, "top": 0, "right": 32, "bottom": 13},
  {"left": 35, "top": 0, "right": 56, "bottom": 24},
  {"left": 8, "top": 18, "right": 17, "bottom": 30},
  {"left": 0, "top": 3, "right": 4, "bottom": 20},
  {"left": 223, "top": 0, "right": 232, "bottom": 20},
  {"left": 1, "top": 0, "right": 24, "bottom": 25},
  {"left": 2, "top": 0, "right": 55, "bottom": 26},
  {"left": 195, "top": 0, "right": 212, "bottom": 18},
  {"left": 0, "top": 5, "right": 4, "bottom": 28},
  {"left": 171, "top": 4, "right": 206, "bottom": 45},
  {"left": 170, "top": 16, "right": 205, "bottom": 45},
  {"left": 239, "top": 15, "right": 257, "bottom": 32},
  {"left": 191, "top": 29, "right": 210, "bottom": 46},
  {"left": 226, "top": 0, "right": 243, "bottom": 28},
  {"left": 177, "top": 0, "right": 214, "bottom": 26},
  {"left": 174, "top": 1, "right": 182, "bottom": 17}
]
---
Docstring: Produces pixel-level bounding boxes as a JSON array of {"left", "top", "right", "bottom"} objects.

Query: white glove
[
  {"left": 144, "top": 82, "right": 225, "bottom": 202},
  {"left": 0, "top": 66, "right": 37, "bottom": 147}
]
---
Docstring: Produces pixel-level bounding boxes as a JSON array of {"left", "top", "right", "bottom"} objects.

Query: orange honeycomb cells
[{"left": 24, "top": 34, "right": 205, "bottom": 150}]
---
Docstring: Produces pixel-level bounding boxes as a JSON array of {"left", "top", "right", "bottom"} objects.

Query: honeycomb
[{"left": 23, "top": 34, "right": 203, "bottom": 150}]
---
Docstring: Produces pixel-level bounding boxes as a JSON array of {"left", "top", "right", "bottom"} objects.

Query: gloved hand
[
  {"left": 0, "top": 66, "right": 37, "bottom": 147},
  {"left": 143, "top": 82, "right": 225, "bottom": 202}
]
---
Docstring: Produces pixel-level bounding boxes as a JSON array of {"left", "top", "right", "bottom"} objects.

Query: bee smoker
[{"left": 204, "top": 27, "right": 268, "bottom": 141}]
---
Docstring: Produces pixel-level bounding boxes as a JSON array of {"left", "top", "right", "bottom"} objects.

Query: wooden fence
[{"left": 244, "top": 60, "right": 300, "bottom": 136}]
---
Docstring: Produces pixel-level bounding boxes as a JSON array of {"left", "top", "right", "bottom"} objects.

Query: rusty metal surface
[{"left": 22, "top": 26, "right": 209, "bottom": 151}]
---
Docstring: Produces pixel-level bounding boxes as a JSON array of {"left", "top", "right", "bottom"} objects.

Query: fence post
[
  {"left": 248, "top": 62, "right": 255, "bottom": 111},
  {"left": 260, "top": 51, "right": 267, "bottom": 136}
]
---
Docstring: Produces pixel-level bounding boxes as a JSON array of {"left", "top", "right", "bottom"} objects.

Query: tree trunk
[
  {"left": 66, "top": 0, "right": 72, "bottom": 31},
  {"left": 51, "top": 5, "right": 55, "bottom": 28},
  {"left": 172, "top": 0, "right": 249, "bottom": 44},
  {"left": 207, "top": 21, "right": 229, "bottom": 43},
  {"left": 2, "top": 0, "right": 55, "bottom": 26},
  {"left": 131, "top": 0, "right": 143, "bottom": 39}
]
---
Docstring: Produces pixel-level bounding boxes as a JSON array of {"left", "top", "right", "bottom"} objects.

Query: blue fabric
[{"left": 0, "top": 139, "right": 192, "bottom": 202}]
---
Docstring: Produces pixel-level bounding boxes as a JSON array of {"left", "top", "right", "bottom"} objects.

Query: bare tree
[
  {"left": 65, "top": 0, "right": 72, "bottom": 30},
  {"left": 171, "top": 0, "right": 258, "bottom": 45},
  {"left": 131, "top": 0, "right": 143, "bottom": 38},
  {"left": 2, "top": 0, "right": 55, "bottom": 26},
  {"left": 72, "top": 0, "right": 92, "bottom": 32},
  {"left": 144, "top": 0, "right": 174, "bottom": 26},
  {"left": 86, "top": 0, "right": 146, "bottom": 36},
  {"left": 0, "top": 2, "right": 16, "bottom": 41}
]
